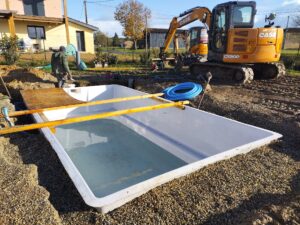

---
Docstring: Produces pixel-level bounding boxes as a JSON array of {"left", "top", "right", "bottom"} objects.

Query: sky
[{"left": 67, "top": 0, "right": 300, "bottom": 36}]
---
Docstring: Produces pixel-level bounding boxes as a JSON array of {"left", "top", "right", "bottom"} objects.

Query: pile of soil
[
  {"left": 0, "top": 66, "right": 299, "bottom": 224},
  {"left": 0, "top": 95, "right": 61, "bottom": 224},
  {"left": 0, "top": 66, "right": 56, "bottom": 99}
]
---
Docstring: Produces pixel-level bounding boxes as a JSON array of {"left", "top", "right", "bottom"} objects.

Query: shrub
[
  {"left": 150, "top": 48, "right": 160, "bottom": 58},
  {"left": 107, "top": 54, "right": 118, "bottom": 65},
  {"left": 0, "top": 34, "right": 19, "bottom": 65},
  {"left": 94, "top": 47, "right": 118, "bottom": 66},
  {"left": 139, "top": 51, "right": 151, "bottom": 64},
  {"left": 281, "top": 55, "right": 296, "bottom": 69}
]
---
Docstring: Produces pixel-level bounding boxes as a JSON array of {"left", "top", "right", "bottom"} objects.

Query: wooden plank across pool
[{"left": 21, "top": 88, "right": 84, "bottom": 110}]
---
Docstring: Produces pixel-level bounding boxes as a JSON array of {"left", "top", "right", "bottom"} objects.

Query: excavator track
[
  {"left": 252, "top": 62, "right": 286, "bottom": 79},
  {"left": 190, "top": 62, "right": 254, "bottom": 84}
]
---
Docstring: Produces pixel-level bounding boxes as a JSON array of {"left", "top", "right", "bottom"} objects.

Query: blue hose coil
[{"left": 163, "top": 82, "right": 203, "bottom": 101}]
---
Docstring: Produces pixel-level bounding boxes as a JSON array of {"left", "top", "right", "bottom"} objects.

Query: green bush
[
  {"left": 139, "top": 51, "right": 151, "bottom": 64},
  {"left": 150, "top": 48, "right": 160, "bottom": 58},
  {"left": 0, "top": 34, "right": 19, "bottom": 65},
  {"left": 108, "top": 54, "right": 118, "bottom": 65},
  {"left": 94, "top": 47, "right": 118, "bottom": 66},
  {"left": 281, "top": 55, "right": 299, "bottom": 70}
]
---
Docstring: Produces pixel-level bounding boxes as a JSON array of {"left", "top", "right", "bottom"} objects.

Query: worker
[{"left": 51, "top": 46, "right": 74, "bottom": 88}]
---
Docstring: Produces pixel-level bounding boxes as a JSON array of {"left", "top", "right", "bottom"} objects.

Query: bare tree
[
  {"left": 114, "top": 0, "right": 151, "bottom": 49},
  {"left": 294, "top": 15, "right": 300, "bottom": 26}
]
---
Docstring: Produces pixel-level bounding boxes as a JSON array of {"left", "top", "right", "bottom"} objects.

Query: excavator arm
[{"left": 161, "top": 7, "right": 212, "bottom": 55}]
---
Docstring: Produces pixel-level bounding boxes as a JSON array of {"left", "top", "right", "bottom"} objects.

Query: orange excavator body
[{"left": 159, "top": 1, "right": 285, "bottom": 82}]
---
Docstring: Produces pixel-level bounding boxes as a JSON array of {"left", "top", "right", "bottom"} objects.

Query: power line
[
  {"left": 257, "top": 8, "right": 300, "bottom": 15},
  {"left": 86, "top": 0, "right": 115, "bottom": 3},
  {"left": 88, "top": 2, "right": 116, "bottom": 8},
  {"left": 83, "top": 0, "right": 116, "bottom": 24}
]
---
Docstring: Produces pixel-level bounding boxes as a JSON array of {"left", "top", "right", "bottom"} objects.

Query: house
[
  {"left": 284, "top": 28, "right": 300, "bottom": 49},
  {"left": 0, "top": 0, "right": 98, "bottom": 53},
  {"left": 138, "top": 28, "right": 188, "bottom": 49}
]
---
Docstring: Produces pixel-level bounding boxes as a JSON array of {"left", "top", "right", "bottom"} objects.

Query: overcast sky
[{"left": 67, "top": 0, "right": 300, "bottom": 36}]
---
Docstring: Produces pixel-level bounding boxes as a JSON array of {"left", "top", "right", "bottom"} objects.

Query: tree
[
  {"left": 114, "top": 0, "right": 151, "bottom": 49},
  {"left": 112, "top": 33, "right": 120, "bottom": 47},
  {"left": 94, "top": 31, "right": 112, "bottom": 47},
  {"left": 0, "top": 34, "right": 19, "bottom": 65},
  {"left": 294, "top": 15, "right": 300, "bottom": 26}
]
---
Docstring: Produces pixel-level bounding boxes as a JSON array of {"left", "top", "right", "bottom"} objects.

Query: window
[
  {"left": 23, "top": 0, "right": 45, "bottom": 16},
  {"left": 27, "top": 26, "right": 46, "bottom": 39},
  {"left": 216, "top": 9, "right": 226, "bottom": 30},
  {"left": 76, "top": 31, "right": 86, "bottom": 51},
  {"left": 233, "top": 6, "right": 253, "bottom": 25},
  {"left": 213, "top": 8, "right": 227, "bottom": 50},
  {"left": 190, "top": 29, "right": 198, "bottom": 40}
]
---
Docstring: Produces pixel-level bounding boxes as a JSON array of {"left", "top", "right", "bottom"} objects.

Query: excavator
[{"left": 159, "top": 1, "right": 286, "bottom": 83}]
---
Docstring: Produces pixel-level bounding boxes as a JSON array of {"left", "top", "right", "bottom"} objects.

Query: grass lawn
[
  {"left": 282, "top": 49, "right": 300, "bottom": 56},
  {"left": 287, "top": 69, "right": 300, "bottom": 76},
  {"left": 87, "top": 66, "right": 148, "bottom": 71}
]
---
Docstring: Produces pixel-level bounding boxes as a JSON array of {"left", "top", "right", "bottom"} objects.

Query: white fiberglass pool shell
[{"left": 32, "top": 85, "right": 281, "bottom": 213}]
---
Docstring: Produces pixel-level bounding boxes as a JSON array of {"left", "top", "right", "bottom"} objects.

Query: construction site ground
[{"left": 0, "top": 65, "right": 299, "bottom": 224}]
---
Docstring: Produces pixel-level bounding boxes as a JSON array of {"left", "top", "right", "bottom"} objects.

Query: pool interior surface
[{"left": 55, "top": 119, "right": 187, "bottom": 198}]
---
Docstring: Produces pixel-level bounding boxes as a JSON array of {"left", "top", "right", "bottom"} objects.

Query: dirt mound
[
  {"left": 2, "top": 67, "right": 57, "bottom": 83},
  {"left": 0, "top": 97, "right": 61, "bottom": 224},
  {"left": 0, "top": 136, "right": 62, "bottom": 225},
  {"left": 7, "top": 80, "right": 55, "bottom": 91},
  {"left": 0, "top": 65, "right": 57, "bottom": 100},
  {"left": 0, "top": 65, "right": 19, "bottom": 73}
]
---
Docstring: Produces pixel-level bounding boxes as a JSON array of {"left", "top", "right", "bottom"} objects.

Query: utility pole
[
  {"left": 63, "top": 0, "right": 70, "bottom": 44},
  {"left": 286, "top": 16, "right": 290, "bottom": 29},
  {"left": 145, "top": 15, "right": 148, "bottom": 54},
  {"left": 283, "top": 16, "right": 290, "bottom": 49},
  {"left": 84, "top": 0, "right": 88, "bottom": 24}
]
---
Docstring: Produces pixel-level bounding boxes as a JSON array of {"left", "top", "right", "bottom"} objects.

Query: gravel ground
[{"left": 0, "top": 66, "right": 299, "bottom": 224}]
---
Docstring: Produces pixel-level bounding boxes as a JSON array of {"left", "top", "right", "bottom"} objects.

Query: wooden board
[{"left": 21, "top": 88, "right": 84, "bottom": 110}]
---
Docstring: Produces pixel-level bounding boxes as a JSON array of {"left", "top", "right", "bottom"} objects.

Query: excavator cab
[
  {"left": 206, "top": 0, "right": 284, "bottom": 81},
  {"left": 209, "top": 1, "right": 256, "bottom": 61},
  {"left": 189, "top": 27, "right": 208, "bottom": 56}
]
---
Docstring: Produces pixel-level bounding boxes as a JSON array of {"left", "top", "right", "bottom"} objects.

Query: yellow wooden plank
[
  {"left": 0, "top": 101, "right": 189, "bottom": 135},
  {"left": 87, "top": 67, "right": 146, "bottom": 71},
  {"left": 150, "top": 96, "right": 184, "bottom": 109},
  {"left": 2, "top": 93, "right": 164, "bottom": 118},
  {"left": 49, "top": 127, "right": 56, "bottom": 134}
]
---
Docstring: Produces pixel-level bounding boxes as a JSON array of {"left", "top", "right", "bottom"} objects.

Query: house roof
[
  {"left": 147, "top": 28, "right": 188, "bottom": 34},
  {"left": 68, "top": 18, "right": 98, "bottom": 31},
  {"left": 284, "top": 27, "right": 300, "bottom": 33},
  {"left": 14, "top": 14, "right": 63, "bottom": 24},
  {"left": 0, "top": 9, "right": 17, "bottom": 18},
  {"left": 11, "top": 14, "right": 98, "bottom": 31}
]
